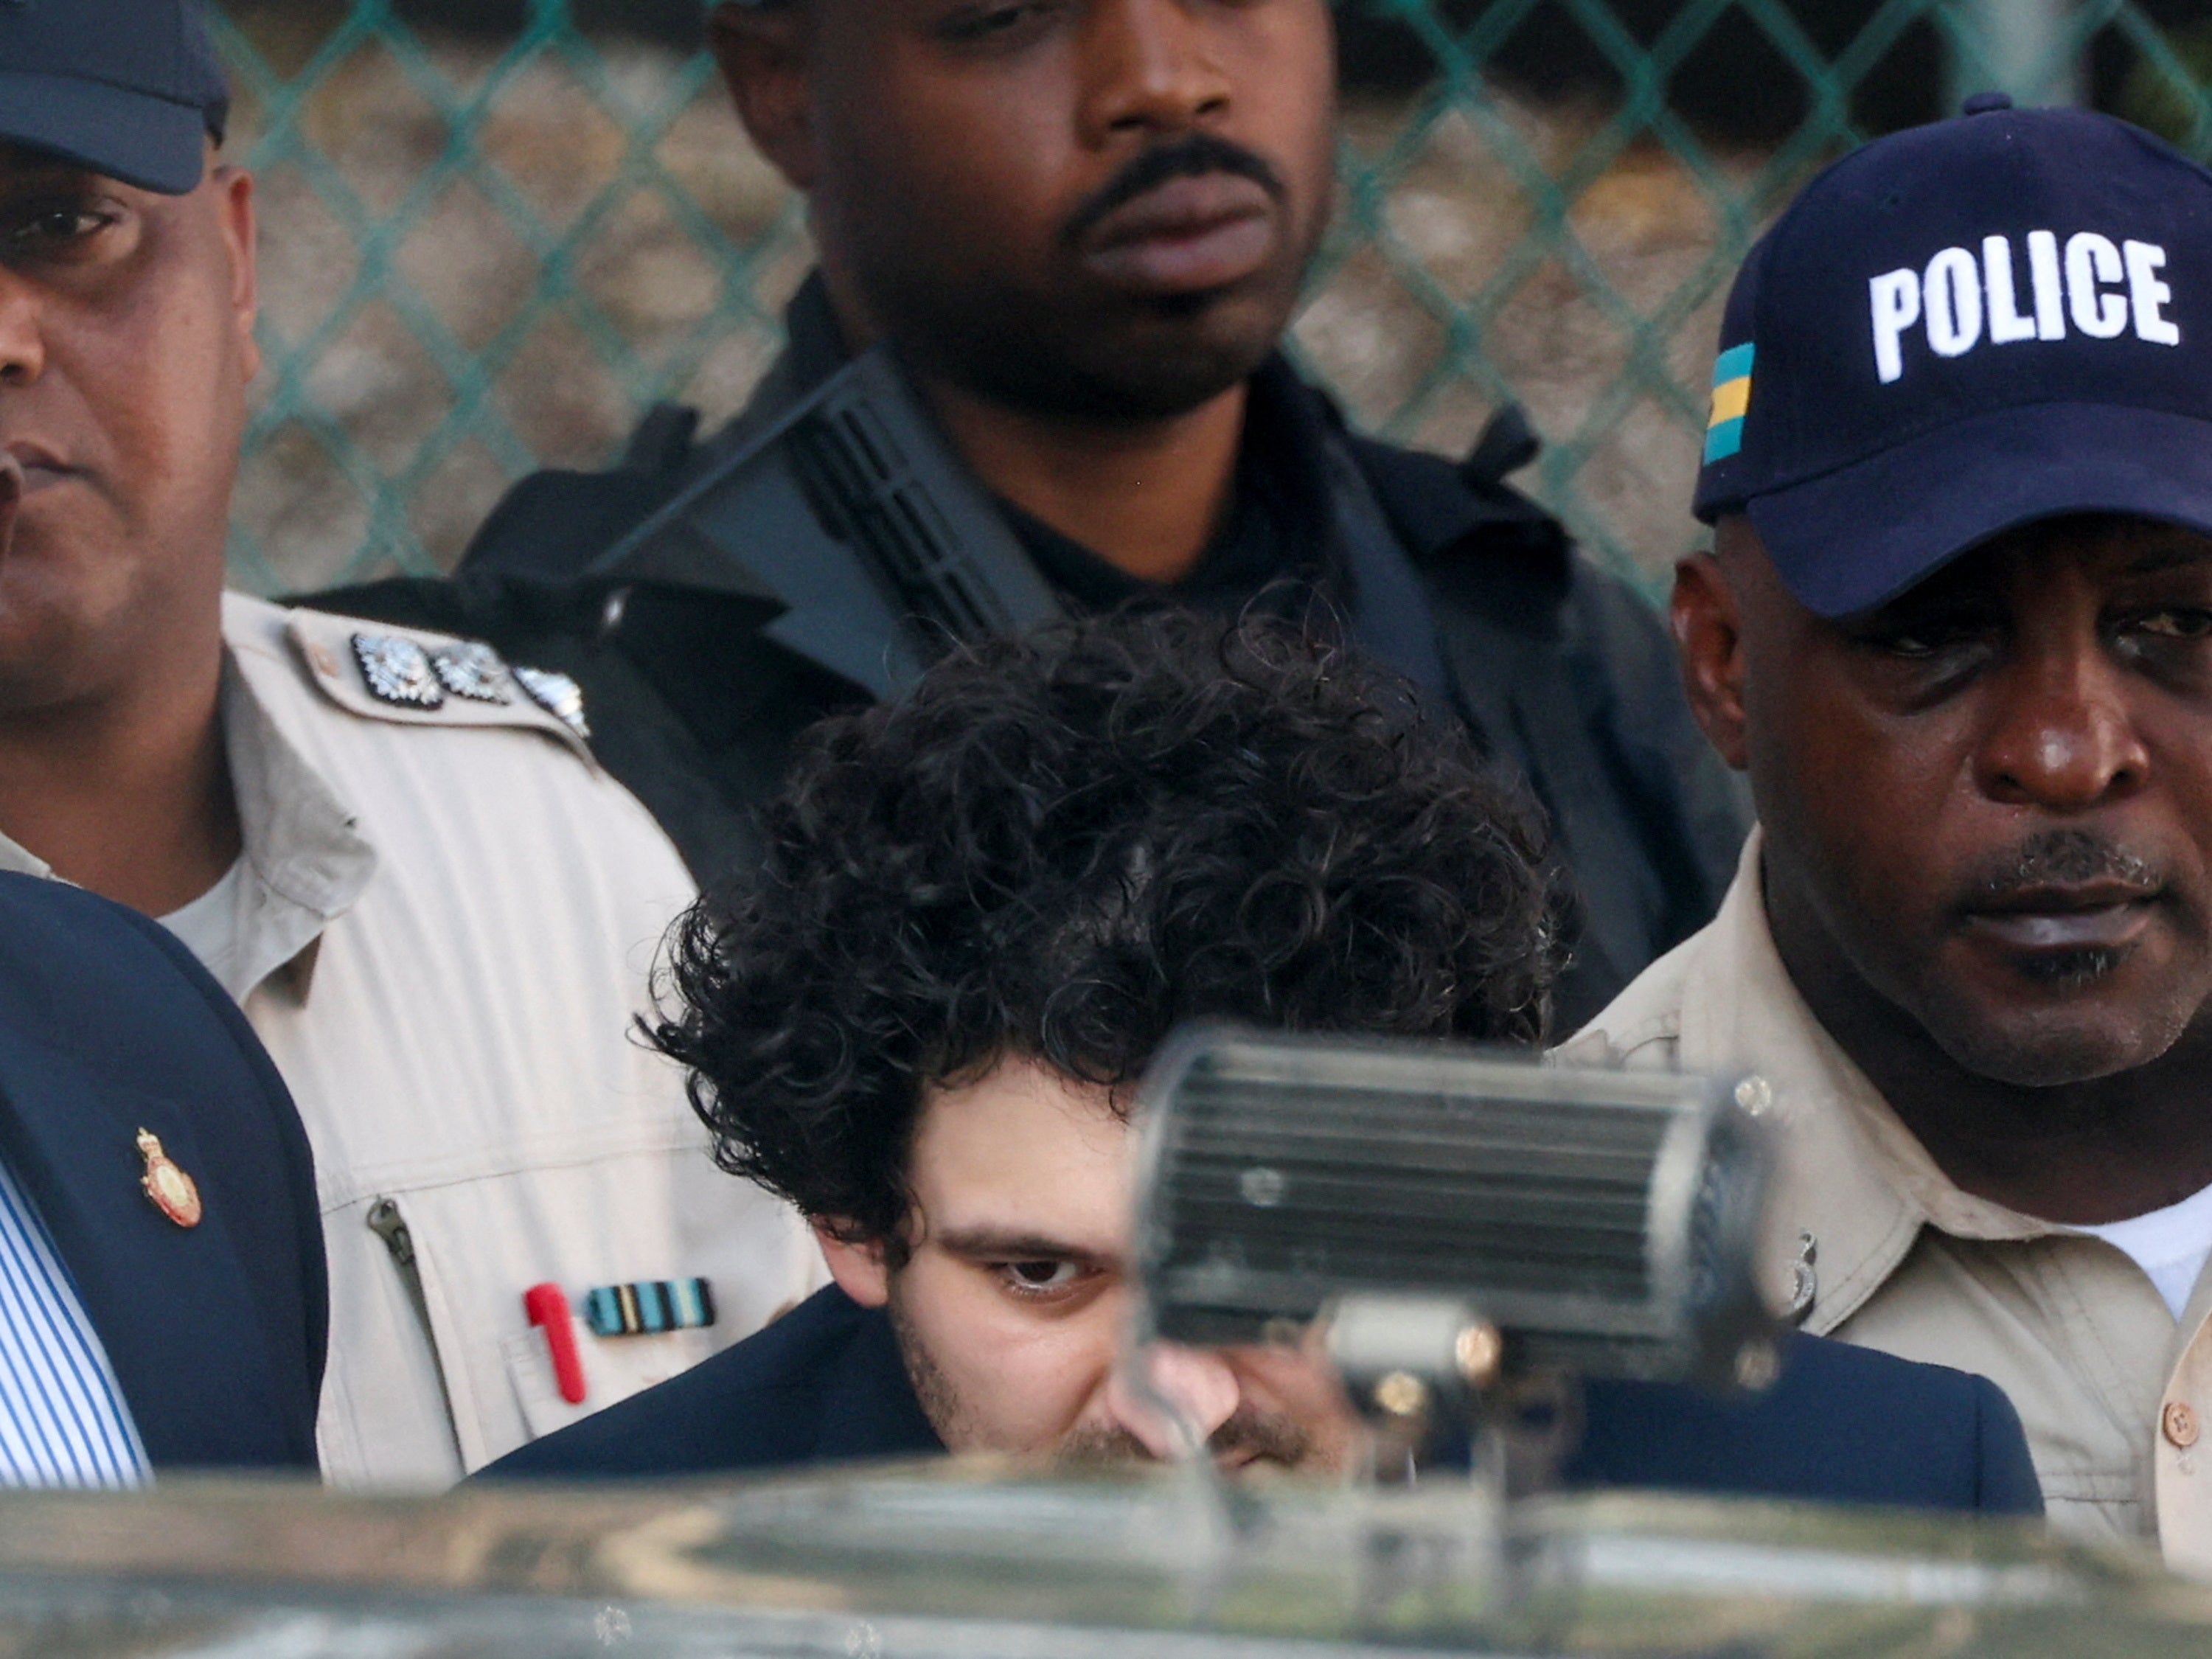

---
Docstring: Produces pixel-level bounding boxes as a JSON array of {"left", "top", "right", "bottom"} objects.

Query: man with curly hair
[{"left": 485, "top": 615, "right": 2037, "bottom": 1505}]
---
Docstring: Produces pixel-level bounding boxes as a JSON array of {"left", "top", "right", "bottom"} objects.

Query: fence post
[{"left": 1947, "top": 0, "right": 2084, "bottom": 108}]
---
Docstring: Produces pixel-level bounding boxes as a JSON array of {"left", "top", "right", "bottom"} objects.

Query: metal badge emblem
[
  {"left": 513, "top": 665, "right": 591, "bottom": 740},
  {"left": 136, "top": 1130, "right": 203, "bottom": 1229},
  {"left": 351, "top": 633, "right": 445, "bottom": 710},
  {"left": 428, "top": 641, "right": 513, "bottom": 705},
  {"left": 1784, "top": 1231, "right": 1818, "bottom": 1324}
]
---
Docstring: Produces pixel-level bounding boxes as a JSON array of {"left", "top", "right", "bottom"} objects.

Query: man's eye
[
  {"left": 2132, "top": 608, "right": 2212, "bottom": 640},
  {"left": 1861, "top": 616, "right": 1989, "bottom": 658},
  {"left": 1001, "top": 1259, "right": 1083, "bottom": 1293},
  {"left": 3, "top": 204, "right": 116, "bottom": 254},
  {"left": 1873, "top": 628, "right": 1947, "bottom": 658},
  {"left": 937, "top": 1, "right": 1053, "bottom": 41}
]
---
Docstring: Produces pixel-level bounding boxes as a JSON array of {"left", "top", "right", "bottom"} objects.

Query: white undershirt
[
  {"left": 157, "top": 860, "right": 248, "bottom": 1001},
  {"left": 2076, "top": 1181, "right": 2212, "bottom": 1321}
]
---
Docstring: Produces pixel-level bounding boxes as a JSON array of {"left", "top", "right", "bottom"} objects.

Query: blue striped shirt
[{"left": 0, "top": 1160, "right": 148, "bottom": 1487}]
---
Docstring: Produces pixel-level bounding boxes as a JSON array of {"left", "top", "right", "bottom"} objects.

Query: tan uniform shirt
[
  {"left": 1562, "top": 828, "right": 2212, "bottom": 1568},
  {"left": 0, "top": 594, "right": 817, "bottom": 1486}
]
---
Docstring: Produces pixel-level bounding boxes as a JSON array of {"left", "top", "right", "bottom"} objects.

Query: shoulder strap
[
  {"left": 1315, "top": 425, "right": 1453, "bottom": 706},
  {"left": 599, "top": 347, "right": 1065, "bottom": 698},
  {"left": 279, "top": 608, "right": 598, "bottom": 763},
  {"left": 1338, "top": 419, "right": 1674, "bottom": 1007},
  {"left": 1340, "top": 417, "right": 1570, "bottom": 582},
  {"left": 1423, "top": 580, "right": 1658, "bottom": 999}
]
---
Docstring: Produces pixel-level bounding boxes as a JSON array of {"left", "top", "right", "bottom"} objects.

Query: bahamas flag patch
[{"left": 1704, "top": 343, "right": 1754, "bottom": 463}]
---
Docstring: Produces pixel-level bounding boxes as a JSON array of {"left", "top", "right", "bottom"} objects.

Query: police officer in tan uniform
[
  {"left": 1567, "top": 101, "right": 2212, "bottom": 1568},
  {"left": 0, "top": 0, "right": 813, "bottom": 1484}
]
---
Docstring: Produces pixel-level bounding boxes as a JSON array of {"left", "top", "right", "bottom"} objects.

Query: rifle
[{"left": 595, "top": 347, "right": 1064, "bottom": 699}]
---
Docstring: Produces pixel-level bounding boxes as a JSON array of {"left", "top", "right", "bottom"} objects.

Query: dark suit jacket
[
  {"left": 0, "top": 872, "right": 326, "bottom": 1470},
  {"left": 484, "top": 1286, "right": 2043, "bottom": 1515}
]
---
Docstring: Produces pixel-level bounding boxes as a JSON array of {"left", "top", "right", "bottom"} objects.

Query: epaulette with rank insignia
[{"left": 282, "top": 608, "right": 595, "bottom": 762}]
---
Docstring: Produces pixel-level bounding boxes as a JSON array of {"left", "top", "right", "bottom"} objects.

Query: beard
[
  {"left": 889, "top": 1290, "right": 985, "bottom": 1450},
  {"left": 835, "top": 136, "right": 1326, "bottom": 425},
  {"left": 1919, "top": 827, "right": 2196, "bottom": 1085},
  {"left": 863, "top": 257, "right": 1307, "bottom": 423}
]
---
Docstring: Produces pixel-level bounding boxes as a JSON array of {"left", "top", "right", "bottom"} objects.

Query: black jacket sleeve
[{"left": 1570, "top": 1332, "right": 2044, "bottom": 1516}]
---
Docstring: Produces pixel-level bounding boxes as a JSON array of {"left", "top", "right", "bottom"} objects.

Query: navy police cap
[
  {"left": 1694, "top": 96, "right": 2212, "bottom": 617},
  {"left": 0, "top": 0, "right": 230, "bottom": 196}
]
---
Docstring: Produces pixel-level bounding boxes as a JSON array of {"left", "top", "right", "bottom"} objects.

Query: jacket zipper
[{"left": 366, "top": 1196, "right": 465, "bottom": 1467}]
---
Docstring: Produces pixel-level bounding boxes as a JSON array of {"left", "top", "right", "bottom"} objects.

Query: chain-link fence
[{"left": 212, "top": 0, "right": 2212, "bottom": 598}]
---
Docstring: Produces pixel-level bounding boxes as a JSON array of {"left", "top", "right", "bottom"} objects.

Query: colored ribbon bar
[{"left": 583, "top": 1278, "right": 717, "bottom": 1338}]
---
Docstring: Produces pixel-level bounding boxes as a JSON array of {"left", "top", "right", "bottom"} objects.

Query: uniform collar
[
  {"left": 1001, "top": 358, "right": 1340, "bottom": 616},
  {"left": 0, "top": 830, "right": 51, "bottom": 882},
  {"left": 0, "top": 602, "right": 377, "bottom": 1004},
  {"left": 1679, "top": 828, "right": 2057, "bottom": 1332},
  {"left": 216, "top": 633, "right": 379, "bottom": 1004}
]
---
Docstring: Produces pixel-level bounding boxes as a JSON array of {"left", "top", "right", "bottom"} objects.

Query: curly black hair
[{"left": 650, "top": 611, "right": 1562, "bottom": 1246}]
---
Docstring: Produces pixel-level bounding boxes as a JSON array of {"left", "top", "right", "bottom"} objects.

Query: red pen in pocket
[{"left": 524, "top": 1283, "right": 588, "bottom": 1405}]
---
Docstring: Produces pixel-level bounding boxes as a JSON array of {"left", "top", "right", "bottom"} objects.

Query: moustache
[
  {"left": 1055, "top": 1405, "right": 1316, "bottom": 1470},
  {"left": 1061, "top": 133, "right": 1288, "bottom": 248},
  {"left": 1958, "top": 828, "right": 2166, "bottom": 909}
]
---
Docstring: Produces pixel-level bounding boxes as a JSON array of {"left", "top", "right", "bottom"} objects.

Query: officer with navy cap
[
  {"left": 0, "top": 0, "right": 815, "bottom": 1486},
  {"left": 1567, "top": 97, "right": 2212, "bottom": 1568}
]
